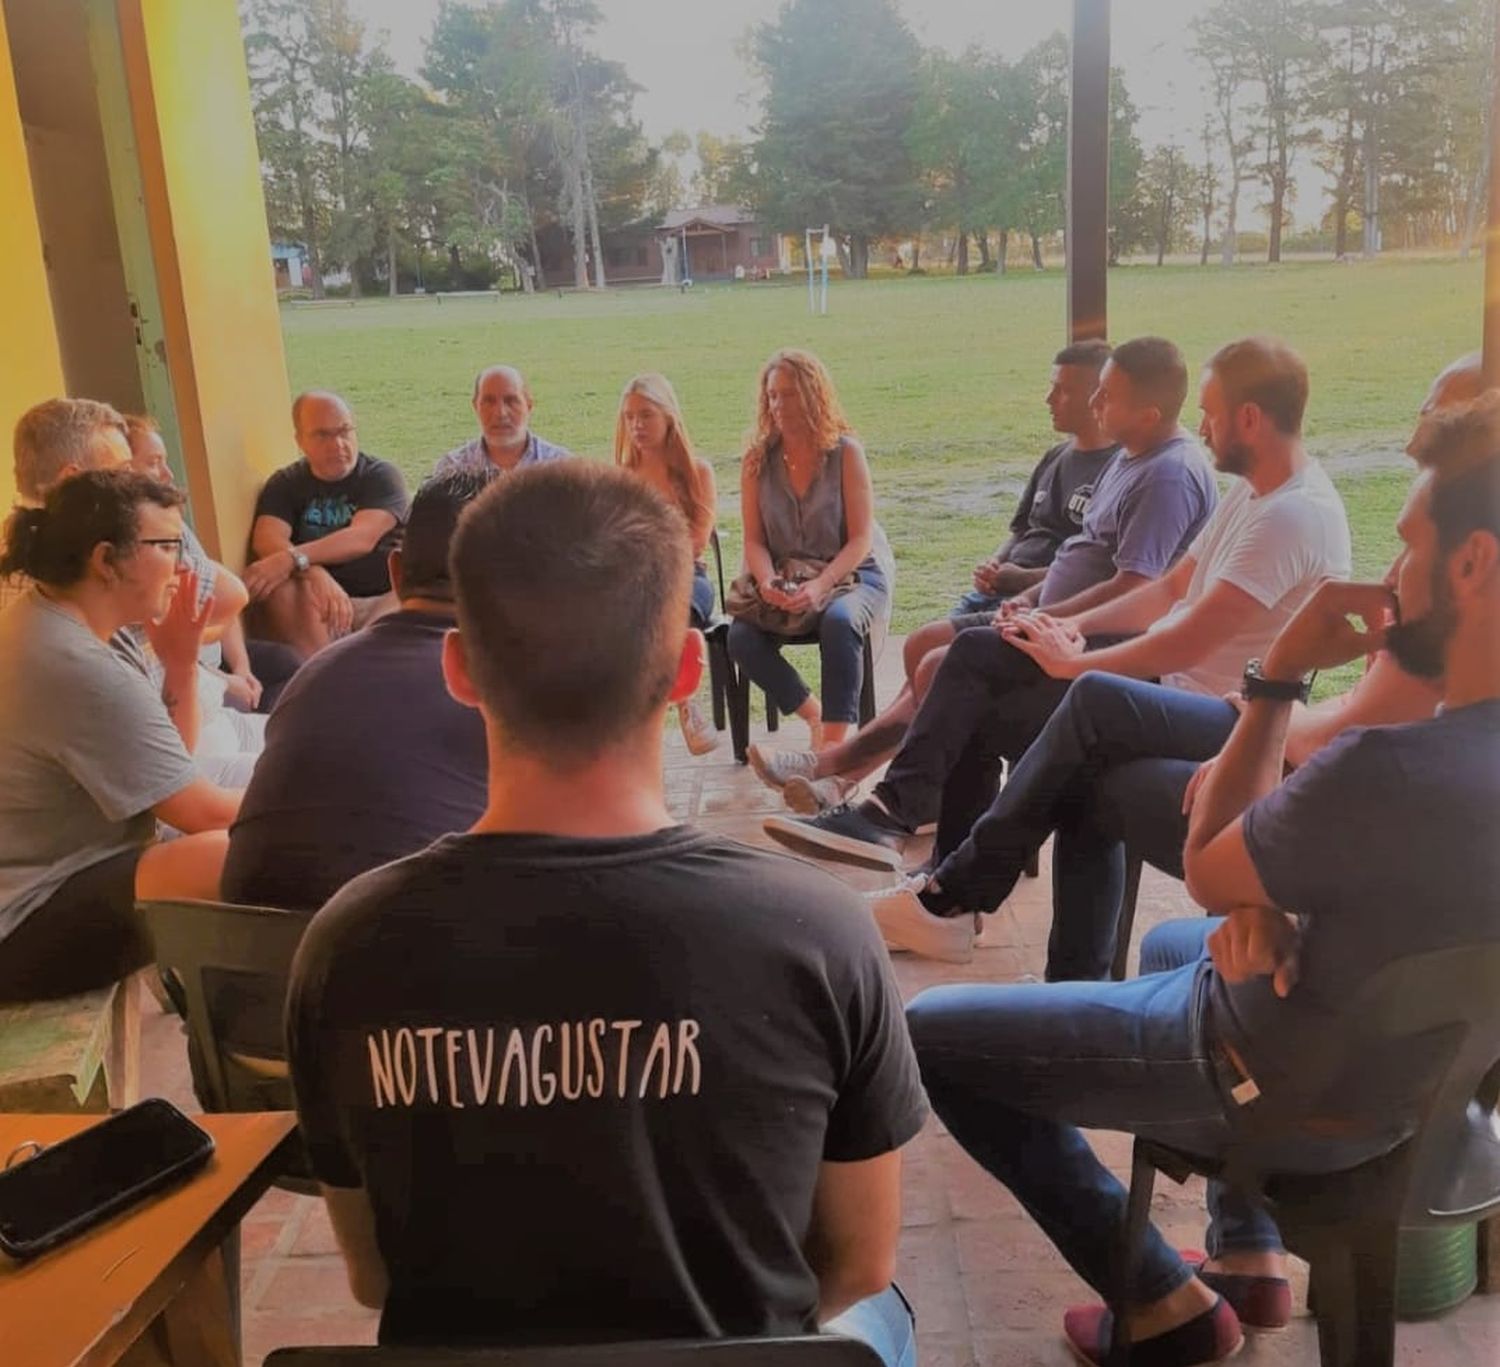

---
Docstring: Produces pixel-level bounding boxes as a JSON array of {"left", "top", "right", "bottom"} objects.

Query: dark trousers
[
  {"left": 872, "top": 626, "right": 1134, "bottom": 849},
  {"left": 244, "top": 638, "right": 303, "bottom": 713},
  {"left": 929, "top": 672, "right": 1239, "bottom": 979}
]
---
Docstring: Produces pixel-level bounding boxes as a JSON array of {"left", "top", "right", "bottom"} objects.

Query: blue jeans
[
  {"left": 907, "top": 918, "right": 1289, "bottom": 1311},
  {"left": 728, "top": 564, "right": 890, "bottom": 724},
  {"left": 951, "top": 586, "right": 1005, "bottom": 619},
  {"left": 689, "top": 563, "right": 715, "bottom": 629},
  {"left": 927, "top": 672, "right": 1240, "bottom": 980},
  {"left": 825, "top": 1285, "right": 916, "bottom": 1367}
]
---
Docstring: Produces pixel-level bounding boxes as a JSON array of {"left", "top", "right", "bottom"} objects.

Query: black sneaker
[{"left": 763, "top": 800, "right": 910, "bottom": 870}]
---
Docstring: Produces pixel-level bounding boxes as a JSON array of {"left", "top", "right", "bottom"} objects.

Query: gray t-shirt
[
  {"left": 1038, "top": 432, "right": 1217, "bottom": 607},
  {"left": 0, "top": 591, "right": 196, "bottom": 939},
  {"left": 1214, "top": 699, "right": 1500, "bottom": 1127}
]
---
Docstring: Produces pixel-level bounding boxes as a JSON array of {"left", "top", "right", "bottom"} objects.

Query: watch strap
[{"left": 1242, "top": 658, "right": 1314, "bottom": 704}]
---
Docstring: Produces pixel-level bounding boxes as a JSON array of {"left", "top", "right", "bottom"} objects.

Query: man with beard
[
  {"left": 859, "top": 358, "right": 1477, "bottom": 980},
  {"left": 905, "top": 392, "right": 1500, "bottom": 1366},
  {"left": 769, "top": 337, "right": 1351, "bottom": 965}
]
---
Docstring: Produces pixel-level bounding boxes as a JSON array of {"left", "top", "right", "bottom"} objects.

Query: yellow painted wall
[
  {"left": 120, "top": 0, "right": 290, "bottom": 565},
  {"left": 0, "top": 4, "right": 65, "bottom": 511}
]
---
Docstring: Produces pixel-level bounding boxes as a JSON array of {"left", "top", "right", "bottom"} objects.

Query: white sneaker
[
  {"left": 783, "top": 774, "right": 859, "bottom": 814},
  {"left": 863, "top": 875, "right": 976, "bottom": 964},
  {"left": 677, "top": 700, "right": 722, "bottom": 756},
  {"left": 747, "top": 743, "right": 818, "bottom": 791}
]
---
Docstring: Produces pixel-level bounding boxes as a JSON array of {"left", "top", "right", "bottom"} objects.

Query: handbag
[{"left": 725, "top": 556, "right": 856, "bottom": 636}]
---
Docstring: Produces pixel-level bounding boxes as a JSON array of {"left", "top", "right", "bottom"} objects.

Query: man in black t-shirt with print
[
  {"left": 286, "top": 460, "right": 927, "bottom": 1360},
  {"left": 953, "top": 339, "right": 1120, "bottom": 618},
  {"left": 244, "top": 390, "right": 409, "bottom": 657}
]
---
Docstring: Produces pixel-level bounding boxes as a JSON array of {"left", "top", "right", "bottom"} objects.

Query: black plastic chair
[
  {"left": 724, "top": 618, "right": 879, "bottom": 765},
  {"left": 1110, "top": 941, "right": 1500, "bottom": 1367},
  {"left": 139, "top": 898, "right": 314, "bottom": 1187},
  {"left": 266, "top": 1338, "right": 883, "bottom": 1367},
  {"left": 704, "top": 529, "right": 735, "bottom": 734}
]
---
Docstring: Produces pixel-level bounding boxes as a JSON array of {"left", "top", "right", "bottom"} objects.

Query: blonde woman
[
  {"left": 729, "top": 349, "right": 894, "bottom": 751},
  {"left": 614, "top": 373, "right": 721, "bottom": 754}
]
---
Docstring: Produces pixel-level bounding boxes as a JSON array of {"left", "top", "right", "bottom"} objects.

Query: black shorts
[{"left": 0, "top": 847, "right": 150, "bottom": 1003}]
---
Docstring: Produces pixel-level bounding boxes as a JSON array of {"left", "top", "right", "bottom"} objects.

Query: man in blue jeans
[
  {"left": 868, "top": 356, "right": 1474, "bottom": 978},
  {"left": 906, "top": 398, "right": 1500, "bottom": 1366},
  {"left": 769, "top": 337, "right": 1351, "bottom": 964}
]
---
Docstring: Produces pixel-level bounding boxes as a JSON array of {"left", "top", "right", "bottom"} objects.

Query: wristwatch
[
  {"left": 291, "top": 550, "right": 311, "bottom": 575},
  {"left": 1241, "top": 658, "right": 1314, "bottom": 704}
]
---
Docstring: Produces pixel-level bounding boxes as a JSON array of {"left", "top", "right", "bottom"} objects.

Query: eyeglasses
[
  {"left": 307, "top": 425, "right": 356, "bottom": 441},
  {"left": 139, "top": 537, "right": 186, "bottom": 565}
]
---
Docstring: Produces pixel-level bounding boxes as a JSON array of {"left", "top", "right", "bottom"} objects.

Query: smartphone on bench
[{"left": 0, "top": 1097, "right": 214, "bottom": 1261}]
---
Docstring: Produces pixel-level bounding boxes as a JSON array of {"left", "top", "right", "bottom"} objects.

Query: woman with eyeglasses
[{"left": 0, "top": 468, "right": 242, "bottom": 1003}]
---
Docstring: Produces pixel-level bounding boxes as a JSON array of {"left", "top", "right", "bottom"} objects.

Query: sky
[{"left": 347, "top": 0, "right": 1326, "bottom": 226}]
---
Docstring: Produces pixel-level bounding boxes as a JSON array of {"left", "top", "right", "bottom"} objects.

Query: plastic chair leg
[
  {"left": 1349, "top": 1225, "right": 1399, "bottom": 1367},
  {"left": 1111, "top": 854, "right": 1145, "bottom": 981},
  {"left": 728, "top": 669, "right": 753, "bottom": 764},
  {"left": 707, "top": 639, "right": 730, "bottom": 731},
  {"left": 1108, "top": 1141, "right": 1160, "bottom": 1364},
  {"left": 1306, "top": 1238, "right": 1363, "bottom": 1367}
]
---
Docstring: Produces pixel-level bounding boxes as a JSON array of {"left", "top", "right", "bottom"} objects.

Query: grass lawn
[{"left": 281, "top": 256, "right": 1482, "bottom": 698}]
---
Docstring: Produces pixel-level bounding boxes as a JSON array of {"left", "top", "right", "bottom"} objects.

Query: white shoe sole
[
  {"left": 747, "top": 744, "right": 810, "bottom": 792},
  {"left": 872, "top": 899, "right": 975, "bottom": 964},
  {"left": 762, "top": 814, "right": 905, "bottom": 870}
]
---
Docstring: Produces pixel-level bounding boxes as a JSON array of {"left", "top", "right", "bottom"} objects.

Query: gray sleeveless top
[{"left": 756, "top": 438, "right": 895, "bottom": 583}]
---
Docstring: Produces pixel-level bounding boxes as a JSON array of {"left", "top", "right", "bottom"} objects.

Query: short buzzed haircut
[
  {"left": 1054, "top": 339, "right": 1112, "bottom": 371},
  {"left": 1109, "top": 337, "right": 1189, "bottom": 423},
  {"left": 451, "top": 461, "right": 691, "bottom": 759},
  {"left": 13, "top": 398, "right": 128, "bottom": 502},
  {"left": 1207, "top": 336, "right": 1310, "bottom": 436},
  {"left": 399, "top": 470, "right": 493, "bottom": 601}
]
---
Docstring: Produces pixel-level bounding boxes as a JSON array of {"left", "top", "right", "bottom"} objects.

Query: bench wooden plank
[{"left": 0, "top": 977, "right": 142, "bottom": 1112}]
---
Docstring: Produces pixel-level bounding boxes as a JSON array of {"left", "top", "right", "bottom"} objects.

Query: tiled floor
[{"left": 134, "top": 641, "right": 1499, "bottom": 1364}]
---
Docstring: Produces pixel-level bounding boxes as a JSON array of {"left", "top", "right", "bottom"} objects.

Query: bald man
[
  {"left": 434, "top": 365, "right": 572, "bottom": 477},
  {"left": 244, "top": 390, "right": 409, "bottom": 657}
]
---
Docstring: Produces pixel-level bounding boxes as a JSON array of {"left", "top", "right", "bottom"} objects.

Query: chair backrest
[
  {"left": 265, "top": 1337, "right": 883, "bottom": 1367},
  {"left": 709, "top": 527, "right": 730, "bottom": 613},
  {"left": 1357, "top": 942, "right": 1500, "bottom": 1222},
  {"left": 139, "top": 898, "right": 309, "bottom": 1113},
  {"left": 1241, "top": 941, "right": 1500, "bottom": 1225}
]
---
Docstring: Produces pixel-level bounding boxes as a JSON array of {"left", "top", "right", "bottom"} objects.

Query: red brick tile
[
  {"left": 902, "top": 1329, "right": 974, "bottom": 1367},
  {"left": 895, "top": 1224, "right": 969, "bottom": 1336},
  {"left": 290, "top": 1202, "right": 343, "bottom": 1257},
  {"left": 963, "top": 1268, "right": 1090, "bottom": 1333},
  {"left": 248, "top": 1186, "right": 312, "bottom": 1221},
  {"left": 259, "top": 1256, "right": 366, "bottom": 1315},
  {"left": 240, "top": 1215, "right": 292, "bottom": 1260},
  {"left": 970, "top": 1328, "right": 1076, "bottom": 1366},
  {"left": 245, "top": 1308, "right": 378, "bottom": 1366}
]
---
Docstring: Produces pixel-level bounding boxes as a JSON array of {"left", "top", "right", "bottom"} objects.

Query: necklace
[{"left": 781, "top": 444, "right": 823, "bottom": 488}]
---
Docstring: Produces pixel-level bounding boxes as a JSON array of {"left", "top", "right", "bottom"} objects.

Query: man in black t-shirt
[
  {"left": 952, "top": 339, "right": 1119, "bottom": 618},
  {"left": 224, "top": 471, "right": 491, "bottom": 916},
  {"left": 286, "top": 461, "right": 927, "bottom": 1359},
  {"left": 244, "top": 390, "right": 409, "bottom": 657}
]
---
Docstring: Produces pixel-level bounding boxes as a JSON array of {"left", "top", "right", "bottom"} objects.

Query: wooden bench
[{"left": 0, "top": 974, "right": 143, "bottom": 1112}]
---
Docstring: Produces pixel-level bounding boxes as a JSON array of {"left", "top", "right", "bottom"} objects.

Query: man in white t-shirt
[{"left": 769, "top": 336, "right": 1352, "bottom": 965}]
